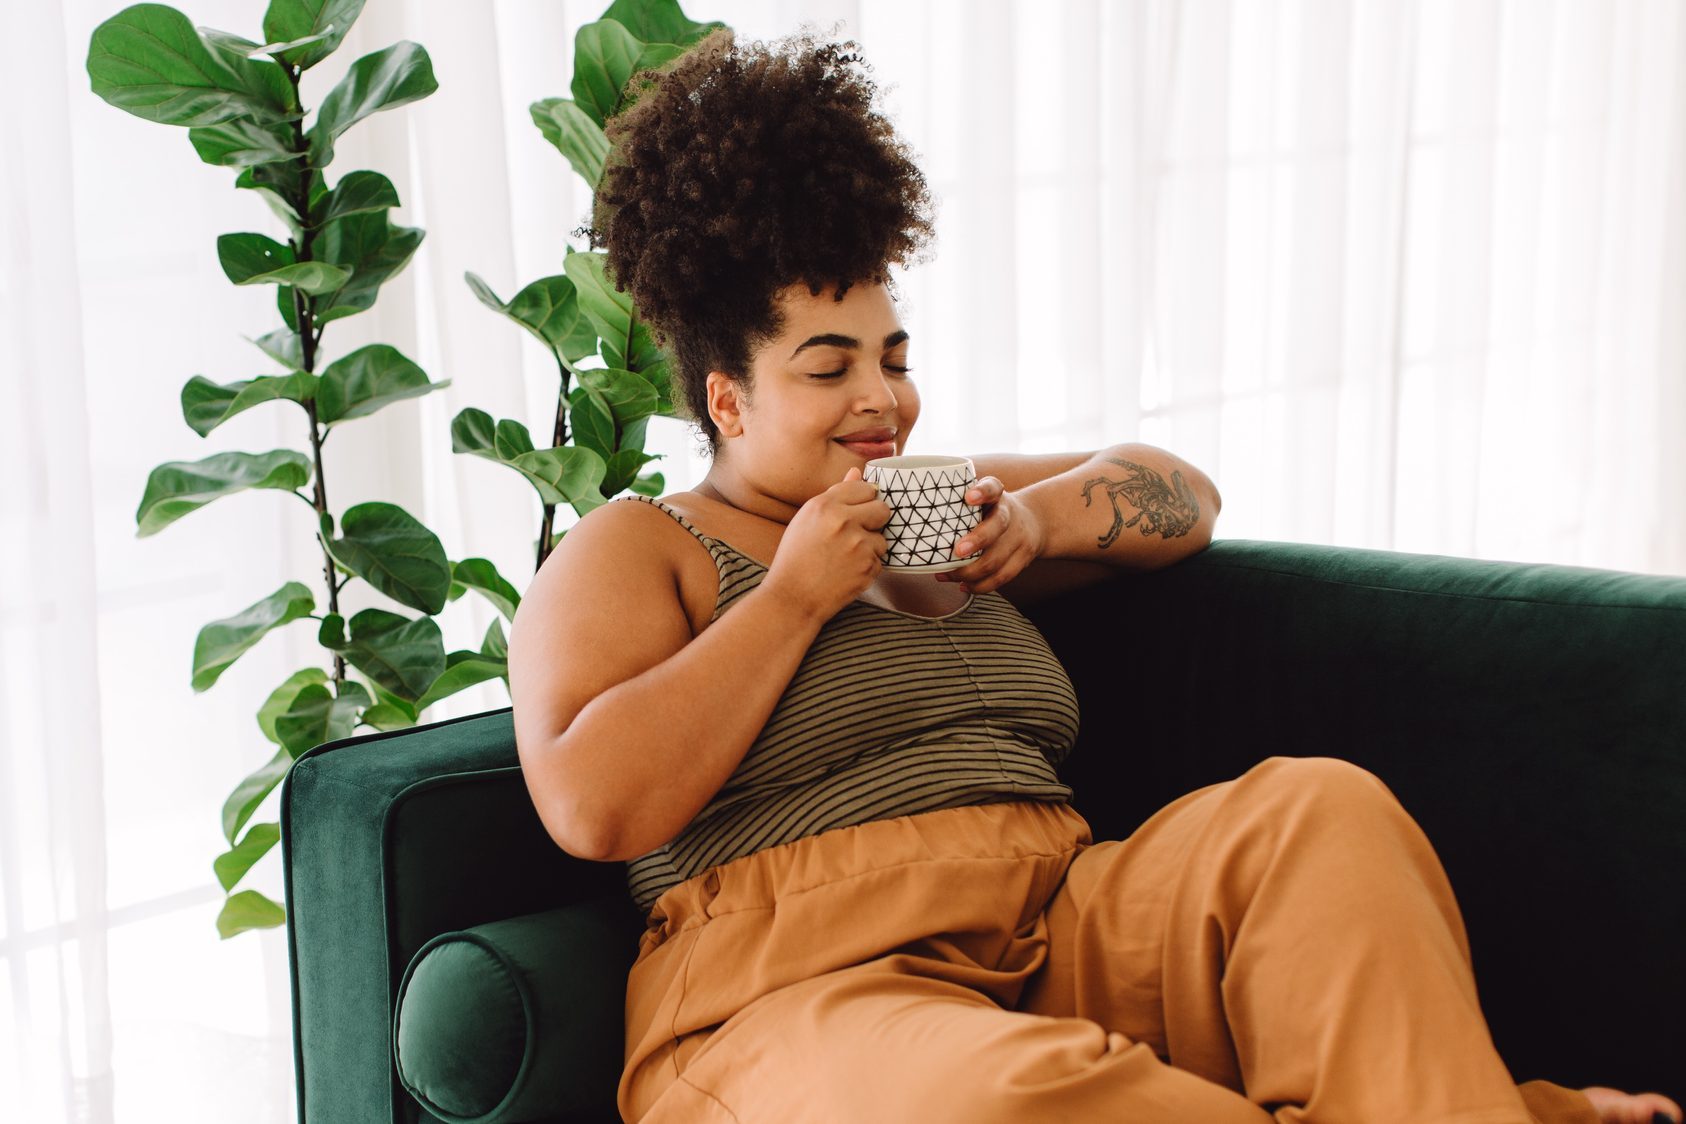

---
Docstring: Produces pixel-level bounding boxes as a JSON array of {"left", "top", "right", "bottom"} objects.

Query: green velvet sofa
[{"left": 281, "top": 539, "right": 1686, "bottom": 1123}]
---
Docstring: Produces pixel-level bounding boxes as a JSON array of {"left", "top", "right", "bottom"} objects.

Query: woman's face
[{"left": 702, "top": 280, "right": 920, "bottom": 517}]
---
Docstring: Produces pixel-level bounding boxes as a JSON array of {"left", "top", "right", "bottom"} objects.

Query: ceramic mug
[{"left": 863, "top": 455, "right": 984, "bottom": 572}]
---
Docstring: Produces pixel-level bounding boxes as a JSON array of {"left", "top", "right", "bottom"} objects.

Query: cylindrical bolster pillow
[{"left": 393, "top": 904, "right": 632, "bottom": 1123}]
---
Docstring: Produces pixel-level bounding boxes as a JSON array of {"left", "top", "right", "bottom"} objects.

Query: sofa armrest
[
  {"left": 281, "top": 708, "right": 642, "bottom": 1124},
  {"left": 394, "top": 905, "right": 634, "bottom": 1123}
]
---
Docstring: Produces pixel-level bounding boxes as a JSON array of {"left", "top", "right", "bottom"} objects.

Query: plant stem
[
  {"left": 285, "top": 63, "right": 344, "bottom": 684},
  {"left": 536, "top": 354, "right": 575, "bottom": 572}
]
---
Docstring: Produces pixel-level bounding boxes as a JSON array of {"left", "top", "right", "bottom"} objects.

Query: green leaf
[
  {"left": 493, "top": 418, "right": 535, "bottom": 459},
  {"left": 481, "top": 618, "right": 508, "bottom": 660},
  {"left": 359, "top": 703, "right": 414, "bottom": 730},
  {"left": 308, "top": 41, "right": 437, "bottom": 166},
  {"left": 181, "top": 371, "right": 315, "bottom": 437},
  {"left": 450, "top": 408, "right": 609, "bottom": 510},
  {"left": 256, "top": 667, "right": 329, "bottom": 745},
  {"left": 243, "top": 29, "right": 336, "bottom": 61},
  {"left": 188, "top": 115, "right": 301, "bottom": 167},
  {"left": 217, "top": 231, "right": 291, "bottom": 278},
  {"left": 630, "top": 470, "right": 665, "bottom": 497},
  {"left": 580, "top": 367, "right": 660, "bottom": 435},
  {"left": 360, "top": 680, "right": 418, "bottom": 731},
  {"left": 235, "top": 165, "right": 304, "bottom": 237},
  {"left": 529, "top": 98, "right": 609, "bottom": 189},
  {"left": 598, "top": 0, "right": 725, "bottom": 47},
  {"left": 197, "top": 27, "right": 263, "bottom": 55},
  {"left": 636, "top": 357, "right": 677, "bottom": 414},
  {"left": 191, "top": 581, "right": 316, "bottom": 692},
  {"left": 317, "top": 612, "right": 345, "bottom": 648},
  {"left": 601, "top": 448, "right": 662, "bottom": 497},
  {"left": 246, "top": 328, "right": 305, "bottom": 370},
  {"left": 87, "top": 5, "right": 292, "bottom": 127},
  {"left": 222, "top": 746, "right": 291, "bottom": 845},
  {"left": 274, "top": 679, "right": 370, "bottom": 755},
  {"left": 327, "top": 503, "right": 452, "bottom": 614},
  {"left": 252, "top": 261, "right": 350, "bottom": 294},
  {"left": 619, "top": 413, "right": 650, "bottom": 454},
  {"left": 570, "top": 20, "right": 642, "bottom": 128},
  {"left": 319, "top": 608, "right": 447, "bottom": 702},
  {"left": 313, "top": 210, "right": 424, "bottom": 323},
  {"left": 567, "top": 384, "right": 616, "bottom": 461},
  {"left": 278, "top": 282, "right": 300, "bottom": 332},
  {"left": 213, "top": 822, "right": 280, "bottom": 892},
  {"left": 570, "top": 22, "right": 684, "bottom": 127},
  {"left": 562, "top": 251, "right": 664, "bottom": 371},
  {"left": 217, "top": 889, "right": 286, "bottom": 938},
  {"left": 624, "top": 318, "right": 665, "bottom": 373},
  {"left": 414, "top": 652, "right": 507, "bottom": 713},
  {"left": 448, "top": 558, "right": 521, "bottom": 621},
  {"left": 311, "top": 170, "right": 399, "bottom": 228},
  {"left": 197, "top": 28, "right": 298, "bottom": 113},
  {"left": 136, "top": 449, "right": 312, "bottom": 537},
  {"left": 261, "top": 0, "right": 366, "bottom": 69},
  {"left": 217, "top": 232, "right": 350, "bottom": 294},
  {"left": 316, "top": 344, "right": 447, "bottom": 426},
  {"left": 466, "top": 272, "right": 599, "bottom": 366}
]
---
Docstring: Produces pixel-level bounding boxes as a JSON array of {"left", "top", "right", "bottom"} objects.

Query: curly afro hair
[{"left": 586, "top": 27, "right": 936, "bottom": 456}]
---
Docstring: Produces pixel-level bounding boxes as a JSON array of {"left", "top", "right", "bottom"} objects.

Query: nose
[{"left": 857, "top": 371, "right": 899, "bottom": 414}]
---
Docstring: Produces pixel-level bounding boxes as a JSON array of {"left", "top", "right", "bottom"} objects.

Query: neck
[{"left": 694, "top": 469, "right": 802, "bottom": 525}]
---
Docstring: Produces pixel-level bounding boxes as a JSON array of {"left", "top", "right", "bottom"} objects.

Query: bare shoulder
[{"left": 507, "top": 498, "right": 694, "bottom": 761}]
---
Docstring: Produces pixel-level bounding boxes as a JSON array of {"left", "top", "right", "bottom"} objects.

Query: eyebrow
[{"left": 789, "top": 329, "right": 910, "bottom": 359}]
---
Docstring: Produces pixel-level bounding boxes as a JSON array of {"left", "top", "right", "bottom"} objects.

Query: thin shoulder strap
[{"left": 614, "top": 494, "right": 714, "bottom": 548}]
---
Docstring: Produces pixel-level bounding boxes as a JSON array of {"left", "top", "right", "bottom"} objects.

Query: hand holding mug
[
  {"left": 862, "top": 455, "right": 1047, "bottom": 596},
  {"left": 934, "top": 475, "right": 1047, "bottom": 595}
]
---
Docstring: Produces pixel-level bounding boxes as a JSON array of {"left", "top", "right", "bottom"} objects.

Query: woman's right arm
[{"left": 508, "top": 501, "right": 828, "bottom": 863}]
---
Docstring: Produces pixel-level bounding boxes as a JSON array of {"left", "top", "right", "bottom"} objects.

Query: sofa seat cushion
[{"left": 393, "top": 904, "right": 631, "bottom": 1122}]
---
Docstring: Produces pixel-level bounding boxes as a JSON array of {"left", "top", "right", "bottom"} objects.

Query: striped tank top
[{"left": 617, "top": 494, "right": 1080, "bottom": 914}]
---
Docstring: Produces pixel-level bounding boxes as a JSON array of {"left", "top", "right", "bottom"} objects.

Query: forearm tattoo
[{"left": 1080, "top": 457, "right": 1202, "bottom": 547}]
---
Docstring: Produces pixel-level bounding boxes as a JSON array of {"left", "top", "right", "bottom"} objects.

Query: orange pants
[{"left": 620, "top": 756, "right": 1598, "bottom": 1123}]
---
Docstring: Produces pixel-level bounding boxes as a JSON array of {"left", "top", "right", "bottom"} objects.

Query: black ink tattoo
[{"left": 1080, "top": 458, "right": 1202, "bottom": 546}]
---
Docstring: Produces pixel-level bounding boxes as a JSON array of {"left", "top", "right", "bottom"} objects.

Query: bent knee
[{"left": 1243, "top": 755, "right": 1400, "bottom": 817}]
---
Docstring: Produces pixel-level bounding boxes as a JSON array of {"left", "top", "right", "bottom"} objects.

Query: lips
[{"left": 836, "top": 438, "right": 896, "bottom": 458}]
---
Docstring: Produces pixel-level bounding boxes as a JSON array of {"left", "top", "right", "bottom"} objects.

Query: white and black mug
[{"left": 862, "top": 455, "right": 984, "bottom": 573}]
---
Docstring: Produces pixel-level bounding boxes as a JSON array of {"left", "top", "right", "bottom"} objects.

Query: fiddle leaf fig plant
[
  {"left": 89, "top": 1, "right": 521, "bottom": 939},
  {"left": 462, "top": 0, "right": 727, "bottom": 567}
]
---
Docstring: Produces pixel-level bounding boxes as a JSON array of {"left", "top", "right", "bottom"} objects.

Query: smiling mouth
[{"left": 835, "top": 438, "right": 896, "bottom": 453}]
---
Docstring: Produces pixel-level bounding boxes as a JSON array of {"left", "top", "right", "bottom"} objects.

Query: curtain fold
[
  {"left": 2, "top": 6, "right": 114, "bottom": 1121},
  {"left": 5, "top": 2, "right": 1683, "bottom": 1121}
]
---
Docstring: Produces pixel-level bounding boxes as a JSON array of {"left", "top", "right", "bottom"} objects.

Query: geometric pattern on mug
[{"left": 867, "top": 462, "right": 983, "bottom": 567}]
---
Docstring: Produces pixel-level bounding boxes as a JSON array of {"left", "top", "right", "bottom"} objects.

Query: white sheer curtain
[{"left": 6, "top": 1, "right": 1683, "bottom": 1120}]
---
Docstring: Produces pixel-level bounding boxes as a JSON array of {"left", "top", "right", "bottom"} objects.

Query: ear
[{"left": 705, "top": 370, "right": 746, "bottom": 437}]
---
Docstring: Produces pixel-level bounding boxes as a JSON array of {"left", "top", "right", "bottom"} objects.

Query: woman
[{"left": 507, "top": 28, "right": 1680, "bottom": 1124}]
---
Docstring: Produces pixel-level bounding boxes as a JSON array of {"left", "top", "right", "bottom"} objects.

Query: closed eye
[{"left": 809, "top": 366, "right": 913, "bottom": 380}]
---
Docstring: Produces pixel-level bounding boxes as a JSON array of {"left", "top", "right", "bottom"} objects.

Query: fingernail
[
  {"left": 955, "top": 541, "right": 974, "bottom": 556},
  {"left": 966, "top": 490, "right": 982, "bottom": 502}
]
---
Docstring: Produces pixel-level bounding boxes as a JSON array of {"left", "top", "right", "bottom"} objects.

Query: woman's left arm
[{"left": 943, "top": 443, "right": 1222, "bottom": 593}]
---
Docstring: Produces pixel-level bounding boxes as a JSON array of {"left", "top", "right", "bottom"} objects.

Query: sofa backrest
[{"left": 1027, "top": 539, "right": 1686, "bottom": 1093}]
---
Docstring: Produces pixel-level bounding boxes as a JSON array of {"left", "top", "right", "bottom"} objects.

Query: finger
[
  {"left": 951, "top": 531, "right": 985, "bottom": 560},
  {"left": 951, "top": 513, "right": 1000, "bottom": 560},
  {"left": 958, "top": 553, "right": 1016, "bottom": 595}
]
